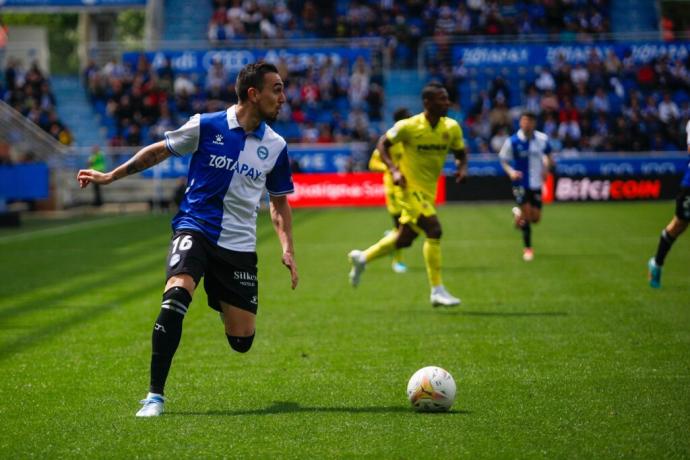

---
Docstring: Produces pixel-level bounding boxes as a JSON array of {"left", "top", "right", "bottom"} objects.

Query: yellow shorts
[{"left": 396, "top": 188, "right": 437, "bottom": 225}]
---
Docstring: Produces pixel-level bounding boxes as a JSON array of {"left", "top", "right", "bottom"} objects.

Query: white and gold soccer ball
[{"left": 406, "top": 366, "right": 456, "bottom": 412}]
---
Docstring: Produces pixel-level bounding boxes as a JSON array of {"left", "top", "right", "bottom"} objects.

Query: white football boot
[
  {"left": 391, "top": 261, "right": 408, "bottom": 274},
  {"left": 523, "top": 248, "right": 534, "bottom": 261},
  {"left": 136, "top": 393, "right": 165, "bottom": 417},
  {"left": 430, "top": 286, "right": 461, "bottom": 307},
  {"left": 348, "top": 250, "right": 366, "bottom": 287}
]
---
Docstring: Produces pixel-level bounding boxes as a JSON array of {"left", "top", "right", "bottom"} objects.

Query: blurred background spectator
[
  {"left": 3, "top": 1, "right": 689, "bottom": 158},
  {"left": 84, "top": 49, "right": 386, "bottom": 147},
  {"left": 2, "top": 58, "right": 71, "bottom": 145}
]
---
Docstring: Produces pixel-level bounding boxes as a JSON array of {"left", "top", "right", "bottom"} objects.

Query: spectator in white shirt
[
  {"left": 570, "top": 62, "right": 589, "bottom": 86},
  {"left": 205, "top": 59, "right": 227, "bottom": 92},
  {"left": 173, "top": 74, "right": 196, "bottom": 97},
  {"left": 348, "top": 57, "right": 370, "bottom": 109},
  {"left": 658, "top": 92, "right": 680, "bottom": 123},
  {"left": 490, "top": 126, "right": 509, "bottom": 154},
  {"left": 535, "top": 68, "right": 556, "bottom": 92},
  {"left": 591, "top": 87, "right": 610, "bottom": 113}
]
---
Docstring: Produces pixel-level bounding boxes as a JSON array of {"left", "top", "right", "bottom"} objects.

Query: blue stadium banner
[
  {"left": 122, "top": 48, "right": 372, "bottom": 75},
  {"left": 145, "top": 152, "right": 690, "bottom": 179},
  {"left": 0, "top": 0, "right": 145, "bottom": 6},
  {"left": 451, "top": 41, "right": 690, "bottom": 67},
  {"left": 444, "top": 154, "right": 690, "bottom": 177},
  {"left": 287, "top": 145, "right": 354, "bottom": 173},
  {"left": 0, "top": 163, "right": 50, "bottom": 200}
]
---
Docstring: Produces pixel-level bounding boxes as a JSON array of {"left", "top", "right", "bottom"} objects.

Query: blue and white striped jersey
[
  {"left": 499, "top": 129, "right": 552, "bottom": 190},
  {"left": 165, "top": 106, "right": 294, "bottom": 252}
]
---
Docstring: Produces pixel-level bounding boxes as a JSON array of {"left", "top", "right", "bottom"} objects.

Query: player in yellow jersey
[
  {"left": 368, "top": 107, "right": 412, "bottom": 274},
  {"left": 348, "top": 82, "right": 467, "bottom": 307}
]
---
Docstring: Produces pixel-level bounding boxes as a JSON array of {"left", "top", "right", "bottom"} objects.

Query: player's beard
[
  {"left": 432, "top": 107, "right": 448, "bottom": 119},
  {"left": 261, "top": 106, "right": 280, "bottom": 123}
]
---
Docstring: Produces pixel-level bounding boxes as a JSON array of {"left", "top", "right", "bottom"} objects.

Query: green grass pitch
[{"left": 0, "top": 202, "right": 689, "bottom": 458}]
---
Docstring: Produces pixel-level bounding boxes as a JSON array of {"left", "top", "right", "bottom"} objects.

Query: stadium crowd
[
  {"left": 1, "top": 58, "right": 72, "bottom": 145},
  {"left": 81, "top": 45, "right": 690, "bottom": 156},
  {"left": 83, "top": 53, "right": 385, "bottom": 148},
  {"left": 4, "top": 1, "right": 689, "bottom": 157},
  {"left": 436, "top": 50, "right": 690, "bottom": 154},
  {"left": 208, "top": 1, "right": 610, "bottom": 66}
]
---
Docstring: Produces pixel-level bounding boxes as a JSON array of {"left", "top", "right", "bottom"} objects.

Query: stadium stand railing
[
  {"left": 0, "top": 99, "right": 68, "bottom": 159},
  {"left": 85, "top": 37, "right": 386, "bottom": 66},
  {"left": 55, "top": 146, "right": 178, "bottom": 210}
]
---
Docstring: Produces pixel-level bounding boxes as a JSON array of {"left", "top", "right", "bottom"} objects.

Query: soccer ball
[{"left": 406, "top": 366, "right": 456, "bottom": 412}]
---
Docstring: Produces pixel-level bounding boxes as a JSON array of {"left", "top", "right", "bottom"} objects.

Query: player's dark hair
[
  {"left": 393, "top": 107, "right": 412, "bottom": 122},
  {"left": 520, "top": 110, "right": 537, "bottom": 120},
  {"left": 236, "top": 61, "right": 280, "bottom": 102},
  {"left": 421, "top": 82, "right": 446, "bottom": 102}
]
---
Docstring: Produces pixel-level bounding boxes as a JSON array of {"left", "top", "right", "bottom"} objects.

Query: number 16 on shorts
[{"left": 169, "top": 234, "right": 193, "bottom": 267}]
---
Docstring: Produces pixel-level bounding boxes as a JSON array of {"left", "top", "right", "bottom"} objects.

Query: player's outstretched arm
[
  {"left": 76, "top": 141, "right": 171, "bottom": 188},
  {"left": 269, "top": 194, "right": 298, "bottom": 290}
]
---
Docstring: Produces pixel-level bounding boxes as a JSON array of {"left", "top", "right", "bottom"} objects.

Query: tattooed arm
[{"left": 77, "top": 141, "right": 171, "bottom": 188}]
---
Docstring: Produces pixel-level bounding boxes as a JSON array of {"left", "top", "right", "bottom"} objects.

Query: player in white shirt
[
  {"left": 77, "top": 62, "right": 299, "bottom": 416},
  {"left": 499, "top": 112, "right": 555, "bottom": 261}
]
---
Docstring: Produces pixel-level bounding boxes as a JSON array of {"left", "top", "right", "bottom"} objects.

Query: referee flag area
[{"left": 1, "top": 202, "right": 688, "bottom": 458}]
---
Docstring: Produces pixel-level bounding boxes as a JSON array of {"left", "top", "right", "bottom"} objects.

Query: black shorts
[
  {"left": 675, "top": 187, "right": 690, "bottom": 221},
  {"left": 513, "top": 186, "right": 543, "bottom": 209},
  {"left": 165, "top": 230, "right": 258, "bottom": 314}
]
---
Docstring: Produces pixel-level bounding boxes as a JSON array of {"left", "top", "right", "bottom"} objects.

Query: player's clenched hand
[
  {"left": 508, "top": 170, "right": 523, "bottom": 181},
  {"left": 77, "top": 169, "right": 113, "bottom": 188},
  {"left": 455, "top": 166, "right": 467, "bottom": 183},
  {"left": 392, "top": 169, "right": 407, "bottom": 188},
  {"left": 282, "top": 251, "right": 299, "bottom": 289}
]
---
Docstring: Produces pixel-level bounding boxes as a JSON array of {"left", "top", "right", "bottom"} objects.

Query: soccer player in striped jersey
[
  {"left": 647, "top": 119, "right": 690, "bottom": 287},
  {"left": 348, "top": 82, "right": 467, "bottom": 307},
  {"left": 368, "top": 107, "right": 412, "bottom": 273},
  {"left": 499, "top": 111, "right": 555, "bottom": 261},
  {"left": 77, "top": 62, "right": 299, "bottom": 417}
]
